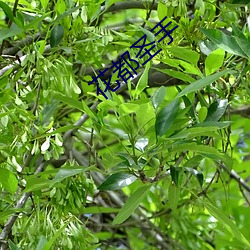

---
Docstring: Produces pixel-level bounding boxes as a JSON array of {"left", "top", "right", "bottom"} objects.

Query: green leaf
[
  {"left": 155, "top": 68, "right": 195, "bottom": 83},
  {"left": 234, "top": 36, "right": 250, "bottom": 58},
  {"left": 34, "top": 125, "right": 79, "bottom": 140},
  {"left": 0, "top": 209, "right": 24, "bottom": 223},
  {"left": 194, "top": 121, "right": 231, "bottom": 129},
  {"left": 157, "top": 1, "right": 168, "bottom": 21},
  {"left": 0, "top": 1, "right": 14, "bottom": 21},
  {"left": 170, "top": 166, "right": 180, "bottom": 186},
  {"left": 105, "top": 0, "right": 117, "bottom": 9},
  {"left": 112, "top": 185, "right": 151, "bottom": 224},
  {"left": 176, "top": 70, "right": 230, "bottom": 98},
  {"left": 41, "top": 100, "right": 60, "bottom": 125},
  {"left": 119, "top": 103, "right": 140, "bottom": 115},
  {"left": 54, "top": 5, "right": 83, "bottom": 23},
  {"left": 24, "top": 177, "right": 51, "bottom": 192},
  {"left": 230, "top": 25, "right": 250, "bottom": 58},
  {"left": 185, "top": 167, "right": 204, "bottom": 187},
  {"left": 198, "top": 106, "right": 208, "bottom": 122},
  {"left": 139, "top": 27, "right": 156, "bottom": 43},
  {"left": 168, "top": 182, "right": 180, "bottom": 210},
  {"left": 40, "top": 0, "right": 49, "bottom": 9},
  {"left": 0, "top": 168, "right": 18, "bottom": 194},
  {"left": 183, "top": 155, "right": 204, "bottom": 168},
  {"left": 0, "top": 25, "right": 23, "bottom": 42},
  {"left": 36, "top": 236, "right": 48, "bottom": 250},
  {"left": 51, "top": 166, "right": 86, "bottom": 186},
  {"left": 170, "top": 126, "right": 221, "bottom": 139},
  {"left": 203, "top": 201, "right": 250, "bottom": 248},
  {"left": 199, "top": 39, "right": 218, "bottom": 56},
  {"left": 167, "top": 47, "right": 200, "bottom": 65},
  {"left": 134, "top": 62, "right": 150, "bottom": 98},
  {"left": 178, "top": 92, "right": 195, "bottom": 119},
  {"left": 9, "top": 241, "right": 21, "bottom": 250},
  {"left": 151, "top": 86, "right": 166, "bottom": 111},
  {"left": 50, "top": 24, "right": 64, "bottom": 47},
  {"left": 232, "top": 24, "right": 247, "bottom": 41},
  {"left": 170, "top": 143, "right": 229, "bottom": 165},
  {"left": 80, "top": 206, "right": 120, "bottom": 214},
  {"left": 205, "top": 99, "right": 228, "bottom": 122},
  {"left": 155, "top": 99, "right": 179, "bottom": 137},
  {"left": 53, "top": 92, "right": 84, "bottom": 112},
  {"left": 25, "top": 12, "right": 52, "bottom": 30},
  {"left": 98, "top": 172, "right": 137, "bottom": 191},
  {"left": 200, "top": 28, "right": 247, "bottom": 58},
  {"left": 205, "top": 49, "right": 225, "bottom": 75},
  {"left": 179, "top": 61, "right": 203, "bottom": 76},
  {"left": 42, "top": 223, "right": 69, "bottom": 250}
]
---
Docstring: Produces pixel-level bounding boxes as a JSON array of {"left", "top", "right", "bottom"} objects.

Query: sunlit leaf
[
  {"left": 198, "top": 106, "right": 208, "bottom": 122},
  {"left": 205, "top": 49, "right": 225, "bottom": 75},
  {"left": 119, "top": 103, "right": 140, "bottom": 115},
  {"left": 0, "top": 168, "right": 18, "bottom": 194},
  {"left": 168, "top": 182, "right": 180, "bottom": 210},
  {"left": 98, "top": 172, "right": 137, "bottom": 191}
]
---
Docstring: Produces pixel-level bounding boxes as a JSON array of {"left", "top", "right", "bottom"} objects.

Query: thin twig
[
  {"left": 239, "top": 184, "right": 250, "bottom": 206},
  {"left": 219, "top": 163, "right": 250, "bottom": 193},
  {"left": 142, "top": 0, "right": 156, "bottom": 28}
]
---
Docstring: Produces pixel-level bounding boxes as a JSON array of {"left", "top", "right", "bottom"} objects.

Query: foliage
[{"left": 1, "top": 0, "right": 250, "bottom": 249}]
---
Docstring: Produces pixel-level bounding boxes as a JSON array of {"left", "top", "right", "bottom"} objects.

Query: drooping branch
[{"left": 0, "top": 161, "right": 49, "bottom": 242}]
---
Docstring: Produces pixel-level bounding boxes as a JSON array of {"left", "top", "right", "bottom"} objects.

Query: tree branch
[
  {"left": 2, "top": 32, "right": 46, "bottom": 56},
  {"left": 219, "top": 163, "right": 250, "bottom": 193},
  {"left": 0, "top": 45, "right": 50, "bottom": 78},
  {"left": 0, "top": 161, "right": 49, "bottom": 242}
]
